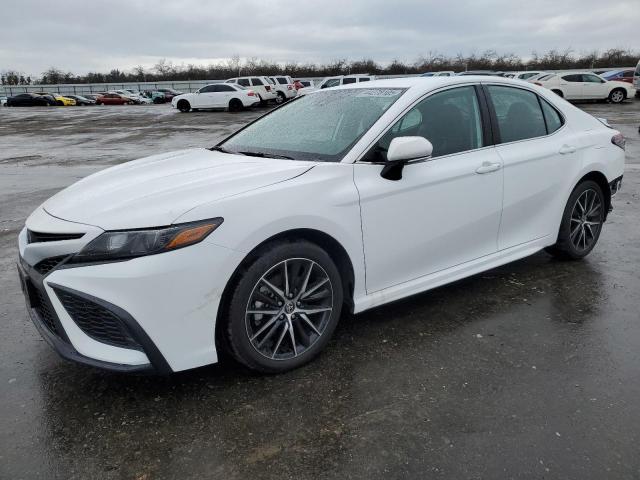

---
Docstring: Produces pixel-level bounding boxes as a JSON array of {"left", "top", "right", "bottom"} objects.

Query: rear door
[
  {"left": 559, "top": 74, "right": 584, "bottom": 99},
  {"left": 214, "top": 84, "right": 236, "bottom": 107},
  {"left": 484, "top": 84, "right": 575, "bottom": 249}
]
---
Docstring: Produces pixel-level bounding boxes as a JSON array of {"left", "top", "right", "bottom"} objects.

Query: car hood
[{"left": 42, "top": 148, "right": 314, "bottom": 230}]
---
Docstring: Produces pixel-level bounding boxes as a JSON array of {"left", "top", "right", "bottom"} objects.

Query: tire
[
  {"left": 223, "top": 240, "right": 343, "bottom": 373},
  {"left": 551, "top": 89, "right": 563, "bottom": 97},
  {"left": 608, "top": 88, "right": 625, "bottom": 104},
  {"left": 545, "top": 180, "right": 605, "bottom": 260},
  {"left": 258, "top": 94, "right": 267, "bottom": 107},
  {"left": 177, "top": 99, "right": 191, "bottom": 112},
  {"left": 56, "top": 100, "right": 64, "bottom": 106},
  {"left": 228, "top": 98, "right": 243, "bottom": 112},
  {"left": 275, "top": 91, "right": 286, "bottom": 104}
]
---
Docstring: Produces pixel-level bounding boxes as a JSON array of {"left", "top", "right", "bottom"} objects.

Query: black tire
[
  {"left": 551, "top": 89, "right": 563, "bottom": 97},
  {"left": 545, "top": 180, "right": 605, "bottom": 260},
  {"left": 56, "top": 100, "right": 64, "bottom": 106},
  {"left": 228, "top": 98, "right": 243, "bottom": 112},
  {"left": 258, "top": 94, "right": 267, "bottom": 107},
  {"left": 223, "top": 240, "right": 343, "bottom": 373},
  {"left": 275, "top": 91, "right": 286, "bottom": 104},
  {"left": 177, "top": 99, "right": 191, "bottom": 112},
  {"left": 608, "top": 88, "right": 626, "bottom": 104}
]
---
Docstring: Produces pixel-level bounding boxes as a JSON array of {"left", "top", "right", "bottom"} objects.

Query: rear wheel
[
  {"left": 275, "top": 91, "right": 286, "bottom": 104},
  {"left": 258, "top": 94, "right": 268, "bottom": 107},
  {"left": 546, "top": 180, "right": 605, "bottom": 260},
  {"left": 56, "top": 100, "right": 64, "bottom": 106},
  {"left": 177, "top": 99, "right": 191, "bottom": 112},
  {"left": 609, "top": 88, "right": 625, "bottom": 104},
  {"left": 223, "top": 240, "right": 343, "bottom": 373},
  {"left": 228, "top": 98, "right": 243, "bottom": 112}
]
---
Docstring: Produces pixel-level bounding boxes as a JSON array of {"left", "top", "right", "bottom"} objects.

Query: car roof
[{"left": 329, "top": 75, "right": 532, "bottom": 91}]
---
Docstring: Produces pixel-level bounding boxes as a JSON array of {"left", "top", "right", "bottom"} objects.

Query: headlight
[{"left": 69, "top": 218, "right": 223, "bottom": 264}]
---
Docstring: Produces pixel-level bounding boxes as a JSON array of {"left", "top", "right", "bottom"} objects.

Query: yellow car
[{"left": 34, "top": 92, "right": 77, "bottom": 106}]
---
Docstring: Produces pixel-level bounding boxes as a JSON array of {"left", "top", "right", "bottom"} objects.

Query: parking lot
[{"left": 1, "top": 99, "right": 639, "bottom": 479}]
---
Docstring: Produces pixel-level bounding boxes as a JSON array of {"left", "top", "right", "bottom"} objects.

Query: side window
[
  {"left": 562, "top": 74, "right": 583, "bottom": 82},
  {"left": 216, "top": 85, "right": 234, "bottom": 92},
  {"left": 583, "top": 74, "right": 604, "bottom": 83},
  {"left": 358, "top": 77, "right": 371, "bottom": 82},
  {"left": 487, "top": 86, "right": 547, "bottom": 143},
  {"left": 277, "top": 77, "right": 288, "bottom": 84},
  {"left": 540, "top": 98, "right": 564, "bottom": 134},
  {"left": 622, "top": 71, "right": 633, "bottom": 78},
  {"left": 342, "top": 78, "right": 357, "bottom": 84},
  {"left": 251, "top": 78, "right": 264, "bottom": 86},
  {"left": 321, "top": 78, "right": 341, "bottom": 89},
  {"left": 363, "top": 86, "right": 484, "bottom": 161},
  {"left": 237, "top": 79, "right": 250, "bottom": 87},
  {"left": 199, "top": 85, "right": 216, "bottom": 93}
]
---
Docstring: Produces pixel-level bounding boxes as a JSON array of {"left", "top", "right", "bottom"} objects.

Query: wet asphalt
[{"left": 1, "top": 99, "right": 639, "bottom": 479}]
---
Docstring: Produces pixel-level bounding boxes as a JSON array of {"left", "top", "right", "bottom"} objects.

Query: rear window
[
  {"left": 277, "top": 77, "right": 288, "bottom": 84},
  {"left": 251, "top": 78, "right": 264, "bottom": 86},
  {"left": 562, "top": 74, "right": 582, "bottom": 82}
]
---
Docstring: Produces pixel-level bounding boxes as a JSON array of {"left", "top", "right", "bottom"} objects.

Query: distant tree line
[{"left": 2, "top": 48, "right": 638, "bottom": 85}]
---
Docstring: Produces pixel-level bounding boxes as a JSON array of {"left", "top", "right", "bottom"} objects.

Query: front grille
[
  {"left": 27, "top": 230, "right": 84, "bottom": 244},
  {"left": 53, "top": 288, "right": 142, "bottom": 351},
  {"left": 34, "top": 255, "right": 68, "bottom": 275}
]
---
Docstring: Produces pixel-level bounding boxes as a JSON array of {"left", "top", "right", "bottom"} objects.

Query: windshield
[{"left": 220, "top": 88, "right": 405, "bottom": 162}]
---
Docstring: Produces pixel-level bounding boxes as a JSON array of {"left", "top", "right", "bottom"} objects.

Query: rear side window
[
  {"left": 562, "top": 74, "right": 582, "bottom": 82},
  {"left": 487, "top": 86, "right": 547, "bottom": 143},
  {"left": 199, "top": 85, "right": 216, "bottom": 93},
  {"left": 277, "top": 77, "right": 288, "bottom": 84},
  {"left": 237, "top": 79, "right": 250, "bottom": 87},
  {"left": 215, "top": 84, "right": 235, "bottom": 92},
  {"left": 251, "top": 78, "right": 264, "bottom": 86},
  {"left": 540, "top": 99, "right": 564, "bottom": 134},
  {"left": 343, "top": 78, "right": 357, "bottom": 84},
  {"left": 358, "top": 77, "right": 371, "bottom": 82}
]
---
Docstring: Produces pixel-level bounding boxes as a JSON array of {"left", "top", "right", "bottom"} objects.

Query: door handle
[
  {"left": 476, "top": 161, "right": 502, "bottom": 174},
  {"left": 558, "top": 145, "right": 576, "bottom": 155}
]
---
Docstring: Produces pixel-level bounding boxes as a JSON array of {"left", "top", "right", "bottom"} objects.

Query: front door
[{"left": 354, "top": 85, "right": 504, "bottom": 293}]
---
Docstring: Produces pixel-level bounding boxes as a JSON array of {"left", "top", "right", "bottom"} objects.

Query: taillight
[
  {"left": 534, "top": 82, "right": 542, "bottom": 86},
  {"left": 611, "top": 133, "right": 626, "bottom": 150},
  {"left": 265, "top": 85, "right": 271, "bottom": 91},
  {"left": 287, "top": 85, "right": 293, "bottom": 90},
  {"left": 247, "top": 90, "right": 255, "bottom": 96}
]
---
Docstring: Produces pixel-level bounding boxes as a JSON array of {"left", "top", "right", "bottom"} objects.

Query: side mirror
[{"left": 381, "top": 136, "right": 433, "bottom": 180}]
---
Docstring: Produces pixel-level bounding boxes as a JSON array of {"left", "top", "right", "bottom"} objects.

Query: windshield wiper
[
  {"left": 237, "top": 151, "right": 294, "bottom": 160},
  {"left": 211, "top": 145, "right": 234, "bottom": 154}
]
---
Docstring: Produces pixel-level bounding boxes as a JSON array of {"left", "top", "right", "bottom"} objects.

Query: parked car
[
  {"left": 142, "top": 90, "right": 168, "bottom": 104},
  {"left": 295, "top": 79, "right": 314, "bottom": 90},
  {"left": 420, "top": 71, "right": 455, "bottom": 77},
  {"left": 601, "top": 69, "right": 635, "bottom": 84},
  {"left": 34, "top": 92, "right": 76, "bottom": 106},
  {"left": 63, "top": 95, "right": 97, "bottom": 106},
  {"left": 268, "top": 76, "right": 298, "bottom": 104},
  {"left": 17, "top": 77, "right": 624, "bottom": 374},
  {"left": 96, "top": 93, "right": 135, "bottom": 105},
  {"left": 112, "top": 90, "right": 152, "bottom": 104},
  {"left": 1, "top": 95, "right": 7, "bottom": 106},
  {"left": 156, "top": 88, "right": 183, "bottom": 101},
  {"left": 6, "top": 93, "right": 56, "bottom": 107},
  {"left": 533, "top": 72, "right": 636, "bottom": 103},
  {"left": 297, "top": 75, "right": 375, "bottom": 95},
  {"left": 171, "top": 83, "right": 260, "bottom": 112},
  {"left": 635, "top": 59, "right": 640, "bottom": 97},
  {"left": 82, "top": 94, "right": 103, "bottom": 102},
  {"left": 225, "top": 77, "right": 277, "bottom": 105}
]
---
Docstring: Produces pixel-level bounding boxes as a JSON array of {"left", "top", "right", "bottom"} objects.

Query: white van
[{"left": 225, "top": 76, "right": 278, "bottom": 104}]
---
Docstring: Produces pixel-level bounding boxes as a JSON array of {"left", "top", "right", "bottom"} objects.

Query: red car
[
  {"left": 95, "top": 93, "right": 134, "bottom": 105},
  {"left": 602, "top": 69, "right": 635, "bottom": 84}
]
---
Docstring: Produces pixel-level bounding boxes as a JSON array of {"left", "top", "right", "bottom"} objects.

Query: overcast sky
[{"left": 1, "top": 0, "right": 639, "bottom": 76}]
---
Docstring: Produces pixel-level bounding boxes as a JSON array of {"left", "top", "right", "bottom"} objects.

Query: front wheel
[
  {"left": 223, "top": 241, "right": 343, "bottom": 373},
  {"left": 546, "top": 180, "right": 605, "bottom": 260},
  {"left": 275, "top": 91, "right": 286, "bottom": 104},
  {"left": 608, "top": 88, "right": 625, "bottom": 104},
  {"left": 177, "top": 100, "right": 191, "bottom": 112}
]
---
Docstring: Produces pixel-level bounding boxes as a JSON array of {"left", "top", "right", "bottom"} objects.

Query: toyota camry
[{"left": 18, "top": 77, "right": 625, "bottom": 374}]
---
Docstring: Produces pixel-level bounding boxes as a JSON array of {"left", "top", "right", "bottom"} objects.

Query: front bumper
[{"left": 18, "top": 212, "right": 245, "bottom": 373}]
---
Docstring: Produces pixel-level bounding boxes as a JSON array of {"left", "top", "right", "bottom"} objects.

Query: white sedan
[
  {"left": 533, "top": 72, "right": 636, "bottom": 103},
  {"left": 18, "top": 77, "right": 624, "bottom": 374},
  {"left": 171, "top": 83, "right": 260, "bottom": 112}
]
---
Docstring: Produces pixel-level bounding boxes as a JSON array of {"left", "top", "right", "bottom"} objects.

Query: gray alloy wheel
[
  {"left": 609, "top": 89, "right": 625, "bottom": 104},
  {"left": 275, "top": 91, "right": 286, "bottom": 104},
  {"left": 568, "top": 188, "right": 603, "bottom": 252},
  {"left": 245, "top": 258, "right": 334, "bottom": 361}
]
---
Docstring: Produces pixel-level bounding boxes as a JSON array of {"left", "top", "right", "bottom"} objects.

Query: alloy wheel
[
  {"left": 570, "top": 188, "right": 603, "bottom": 251},
  {"left": 245, "top": 258, "right": 334, "bottom": 360},
  {"left": 610, "top": 90, "right": 624, "bottom": 103}
]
